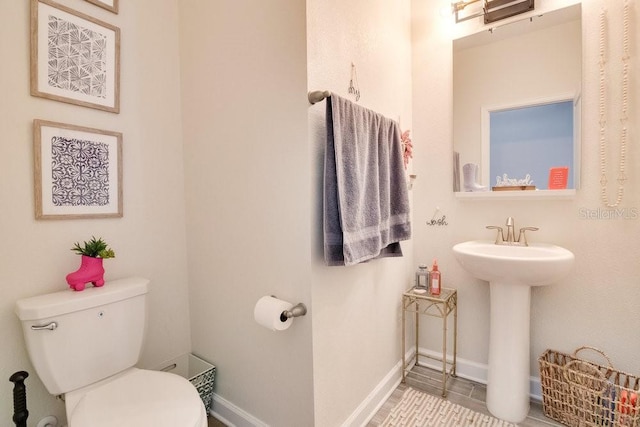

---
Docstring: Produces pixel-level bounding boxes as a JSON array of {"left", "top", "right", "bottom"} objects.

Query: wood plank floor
[
  {"left": 207, "top": 414, "right": 227, "bottom": 427},
  {"left": 208, "top": 365, "right": 564, "bottom": 426}
]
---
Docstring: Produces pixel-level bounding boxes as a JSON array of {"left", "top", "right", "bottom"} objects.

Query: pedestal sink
[{"left": 453, "top": 240, "right": 574, "bottom": 423}]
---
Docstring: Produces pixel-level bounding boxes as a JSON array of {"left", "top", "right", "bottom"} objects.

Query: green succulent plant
[{"left": 71, "top": 236, "right": 116, "bottom": 259}]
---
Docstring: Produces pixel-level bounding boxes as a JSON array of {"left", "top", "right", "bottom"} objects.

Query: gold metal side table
[{"left": 401, "top": 287, "right": 457, "bottom": 397}]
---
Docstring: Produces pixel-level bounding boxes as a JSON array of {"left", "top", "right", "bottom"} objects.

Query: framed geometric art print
[
  {"left": 30, "top": 0, "right": 120, "bottom": 113},
  {"left": 34, "top": 120, "right": 123, "bottom": 219},
  {"left": 84, "top": 0, "right": 119, "bottom": 14}
]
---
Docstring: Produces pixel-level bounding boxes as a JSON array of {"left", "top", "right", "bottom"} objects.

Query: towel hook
[{"left": 431, "top": 206, "right": 441, "bottom": 221}]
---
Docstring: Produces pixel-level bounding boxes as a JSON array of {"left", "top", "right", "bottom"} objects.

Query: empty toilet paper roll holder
[{"left": 272, "top": 296, "right": 307, "bottom": 322}]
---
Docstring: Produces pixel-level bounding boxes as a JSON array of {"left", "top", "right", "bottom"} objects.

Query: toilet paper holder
[{"left": 272, "top": 296, "right": 307, "bottom": 322}]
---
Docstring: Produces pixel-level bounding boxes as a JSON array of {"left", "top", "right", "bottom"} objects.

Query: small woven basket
[{"left": 539, "top": 346, "right": 640, "bottom": 427}]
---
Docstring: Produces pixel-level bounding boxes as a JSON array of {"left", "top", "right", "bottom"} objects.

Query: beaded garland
[{"left": 598, "top": 0, "right": 631, "bottom": 208}]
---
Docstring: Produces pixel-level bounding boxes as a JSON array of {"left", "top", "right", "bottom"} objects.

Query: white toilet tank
[{"left": 15, "top": 277, "right": 150, "bottom": 396}]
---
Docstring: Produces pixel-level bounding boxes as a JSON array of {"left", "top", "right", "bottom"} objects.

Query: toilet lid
[{"left": 68, "top": 369, "right": 206, "bottom": 427}]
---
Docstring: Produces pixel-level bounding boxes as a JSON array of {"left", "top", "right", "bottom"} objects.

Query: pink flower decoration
[{"left": 401, "top": 130, "right": 413, "bottom": 169}]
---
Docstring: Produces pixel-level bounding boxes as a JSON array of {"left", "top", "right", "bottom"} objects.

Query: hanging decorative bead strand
[{"left": 599, "top": 0, "right": 630, "bottom": 208}]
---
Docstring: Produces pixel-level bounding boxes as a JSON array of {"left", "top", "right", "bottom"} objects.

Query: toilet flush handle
[{"left": 30, "top": 322, "right": 57, "bottom": 331}]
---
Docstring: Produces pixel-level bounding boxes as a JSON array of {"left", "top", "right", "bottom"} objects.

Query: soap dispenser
[{"left": 429, "top": 259, "right": 441, "bottom": 296}]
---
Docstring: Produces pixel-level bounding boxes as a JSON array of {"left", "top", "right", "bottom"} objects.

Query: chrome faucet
[
  {"left": 505, "top": 217, "right": 515, "bottom": 243},
  {"left": 486, "top": 217, "right": 539, "bottom": 246}
]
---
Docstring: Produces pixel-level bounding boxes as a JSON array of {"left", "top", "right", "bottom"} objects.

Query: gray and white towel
[{"left": 324, "top": 95, "right": 411, "bottom": 266}]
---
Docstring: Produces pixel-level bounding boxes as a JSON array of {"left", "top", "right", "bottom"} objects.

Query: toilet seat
[{"left": 66, "top": 368, "right": 207, "bottom": 427}]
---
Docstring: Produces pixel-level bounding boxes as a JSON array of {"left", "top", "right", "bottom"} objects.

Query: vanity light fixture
[
  {"left": 451, "top": 0, "right": 534, "bottom": 24},
  {"left": 451, "top": 0, "right": 482, "bottom": 22}
]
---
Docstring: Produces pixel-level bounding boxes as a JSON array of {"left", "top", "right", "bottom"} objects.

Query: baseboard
[
  {"left": 342, "top": 359, "right": 404, "bottom": 427},
  {"left": 413, "top": 347, "right": 543, "bottom": 401},
  {"left": 207, "top": 349, "right": 544, "bottom": 427},
  {"left": 208, "top": 357, "right": 403, "bottom": 427},
  {"left": 209, "top": 393, "right": 268, "bottom": 427},
  {"left": 343, "top": 346, "right": 446, "bottom": 426}
]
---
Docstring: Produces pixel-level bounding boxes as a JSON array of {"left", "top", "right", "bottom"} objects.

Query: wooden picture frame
[
  {"left": 34, "top": 120, "right": 123, "bottom": 219},
  {"left": 30, "top": 0, "right": 120, "bottom": 113},
  {"left": 84, "top": 0, "right": 119, "bottom": 14}
]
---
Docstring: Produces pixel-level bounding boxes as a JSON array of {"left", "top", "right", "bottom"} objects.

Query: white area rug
[{"left": 380, "top": 388, "right": 518, "bottom": 427}]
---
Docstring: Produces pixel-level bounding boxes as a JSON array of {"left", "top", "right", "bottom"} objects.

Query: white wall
[
  {"left": 180, "top": 1, "right": 315, "bottom": 426},
  {"left": 307, "top": 0, "right": 413, "bottom": 425},
  {"left": 183, "top": 0, "right": 415, "bottom": 424},
  {"left": 0, "top": 0, "right": 191, "bottom": 423},
  {"left": 412, "top": 0, "right": 640, "bottom": 385}
]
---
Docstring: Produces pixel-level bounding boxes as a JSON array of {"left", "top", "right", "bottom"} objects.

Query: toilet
[{"left": 15, "top": 277, "right": 207, "bottom": 427}]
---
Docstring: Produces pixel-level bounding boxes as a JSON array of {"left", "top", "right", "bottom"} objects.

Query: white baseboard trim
[
  {"left": 209, "top": 393, "right": 268, "bottom": 427},
  {"left": 342, "top": 359, "right": 404, "bottom": 427},
  {"left": 413, "top": 347, "right": 543, "bottom": 402},
  {"left": 342, "top": 346, "right": 434, "bottom": 426},
  {"left": 207, "top": 348, "right": 544, "bottom": 427}
]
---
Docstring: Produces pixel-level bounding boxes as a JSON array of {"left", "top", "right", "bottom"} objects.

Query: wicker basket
[{"left": 539, "top": 346, "right": 640, "bottom": 427}]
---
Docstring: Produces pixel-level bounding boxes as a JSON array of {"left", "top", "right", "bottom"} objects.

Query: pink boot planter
[
  {"left": 66, "top": 255, "right": 105, "bottom": 291},
  {"left": 67, "top": 237, "right": 116, "bottom": 291}
]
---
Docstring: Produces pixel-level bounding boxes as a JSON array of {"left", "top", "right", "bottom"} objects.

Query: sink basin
[
  {"left": 452, "top": 240, "right": 574, "bottom": 423},
  {"left": 453, "top": 240, "right": 575, "bottom": 286}
]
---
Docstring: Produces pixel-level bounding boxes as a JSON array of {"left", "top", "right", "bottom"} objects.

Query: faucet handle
[
  {"left": 517, "top": 227, "right": 539, "bottom": 246},
  {"left": 486, "top": 226, "right": 504, "bottom": 244}
]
